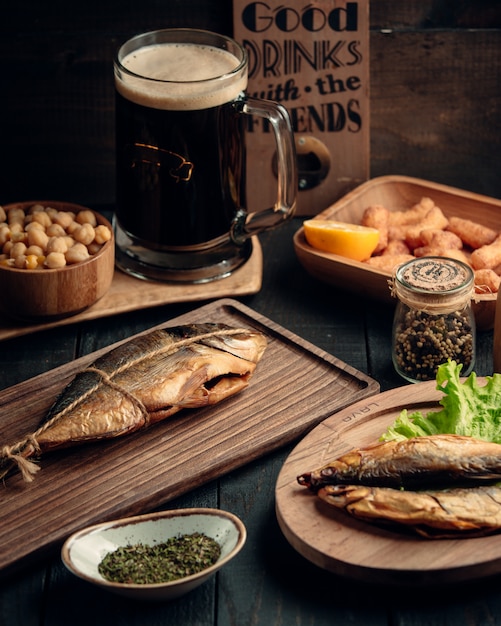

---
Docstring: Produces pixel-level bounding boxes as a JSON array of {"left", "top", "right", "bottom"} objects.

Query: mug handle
[{"left": 230, "top": 96, "right": 297, "bottom": 244}]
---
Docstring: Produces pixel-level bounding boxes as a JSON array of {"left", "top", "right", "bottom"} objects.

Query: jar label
[{"left": 399, "top": 258, "right": 469, "bottom": 292}]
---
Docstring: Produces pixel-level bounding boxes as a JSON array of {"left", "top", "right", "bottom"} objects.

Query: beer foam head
[{"left": 115, "top": 43, "right": 248, "bottom": 111}]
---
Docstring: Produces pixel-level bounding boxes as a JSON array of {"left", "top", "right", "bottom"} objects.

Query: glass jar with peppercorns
[{"left": 391, "top": 256, "right": 476, "bottom": 383}]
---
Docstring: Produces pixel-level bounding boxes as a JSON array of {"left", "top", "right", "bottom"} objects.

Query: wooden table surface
[{"left": 0, "top": 215, "right": 499, "bottom": 626}]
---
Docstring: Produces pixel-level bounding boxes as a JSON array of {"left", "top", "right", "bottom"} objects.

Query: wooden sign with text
[{"left": 234, "top": 0, "right": 370, "bottom": 215}]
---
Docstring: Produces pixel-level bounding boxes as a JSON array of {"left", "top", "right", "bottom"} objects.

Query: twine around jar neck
[
  {"left": 389, "top": 257, "right": 475, "bottom": 315},
  {"left": 389, "top": 277, "right": 474, "bottom": 314}
]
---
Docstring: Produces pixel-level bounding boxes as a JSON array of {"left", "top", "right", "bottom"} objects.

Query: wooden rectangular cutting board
[{"left": 0, "top": 299, "right": 378, "bottom": 577}]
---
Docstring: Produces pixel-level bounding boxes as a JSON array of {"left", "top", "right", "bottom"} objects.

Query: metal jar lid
[{"left": 393, "top": 256, "right": 474, "bottom": 314}]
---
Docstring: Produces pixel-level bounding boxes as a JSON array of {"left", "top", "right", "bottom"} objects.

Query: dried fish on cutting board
[{"left": 0, "top": 323, "right": 267, "bottom": 483}]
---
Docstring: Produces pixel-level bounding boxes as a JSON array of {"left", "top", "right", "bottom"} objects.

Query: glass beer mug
[{"left": 113, "top": 28, "right": 297, "bottom": 282}]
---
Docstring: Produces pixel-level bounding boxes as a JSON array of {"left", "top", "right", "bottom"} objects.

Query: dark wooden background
[{"left": 0, "top": 0, "right": 500, "bottom": 207}]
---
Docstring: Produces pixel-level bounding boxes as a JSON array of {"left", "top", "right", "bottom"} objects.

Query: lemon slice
[{"left": 303, "top": 220, "right": 380, "bottom": 262}]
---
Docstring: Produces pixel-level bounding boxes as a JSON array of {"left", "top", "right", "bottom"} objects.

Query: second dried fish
[
  {"left": 318, "top": 483, "right": 501, "bottom": 538},
  {"left": 297, "top": 434, "right": 501, "bottom": 491}
]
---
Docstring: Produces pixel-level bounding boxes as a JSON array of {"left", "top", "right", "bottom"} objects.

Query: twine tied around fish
[
  {"left": 1, "top": 437, "right": 42, "bottom": 483},
  {"left": 0, "top": 367, "right": 150, "bottom": 483}
]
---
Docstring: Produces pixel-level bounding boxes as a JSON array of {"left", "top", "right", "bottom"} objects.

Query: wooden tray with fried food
[{"left": 294, "top": 175, "right": 501, "bottom": 330}]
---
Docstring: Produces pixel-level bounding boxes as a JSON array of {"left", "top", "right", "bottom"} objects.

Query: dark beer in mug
[
  {"left": 116, "top": 94, "right": 246, "bottom": 249},
  {"left": 114, "top": 30, "right": 297, "bottom": 282}
]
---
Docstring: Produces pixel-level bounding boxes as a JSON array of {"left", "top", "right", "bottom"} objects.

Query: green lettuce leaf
[{"left": 380, "top": 360, "right": 501, "bottom": 443}]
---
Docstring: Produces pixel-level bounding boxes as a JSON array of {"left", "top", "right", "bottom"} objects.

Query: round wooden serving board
[{"left": 275, "top": 378, "right": 501, "bottom": 586}]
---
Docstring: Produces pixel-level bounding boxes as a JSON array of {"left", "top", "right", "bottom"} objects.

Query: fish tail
[{"left": 0, "top": 438, "right": 40, "bottom": 483}]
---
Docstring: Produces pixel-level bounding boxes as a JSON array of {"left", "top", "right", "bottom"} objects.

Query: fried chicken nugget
[
  {"left": 388, "top": 197, "right": 435, "bottom": 226},
  {"left": 404, "top": 207, "right": 450, "bottom": 249},
  {"left": 474, "top": 269, "right": 501, "bottom": 294},
  {"left": 414, "top": 247, "right": 470, "bottom": 265},
  {"left": 388, "top": 225, "right": 407, "bottom": 241},
  {"left": 413, "top": 230, "right": 465, "bottom": 259},
  {"left": 447, "top": 216, "right": 498, "bottom": 249},
  {"left": 441, "top": 249, "right": 471, "bottom": 265},
  {"left": 419, "top": 229, "right": 463, "bottom": 249},
  {"left": 361, "top": 205, "right": 389, "bottom": 254},
  {"left": 471, "top": 236, "right": 501, "bottom": 270},
  {"left": 365, "top": 254, "right": 415, "bottom": 272},
  {"left": 382, "top": 239, "right": 411, "bottom": 256}
]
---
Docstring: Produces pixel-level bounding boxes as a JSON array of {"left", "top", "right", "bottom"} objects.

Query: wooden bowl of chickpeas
[{"left": 0, "top": 201, "right": 114, "bottom": 321}]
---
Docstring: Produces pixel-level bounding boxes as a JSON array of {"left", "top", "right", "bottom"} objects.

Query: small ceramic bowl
[
  {"left": 61, "top": 508, "right": 247, "bottom": 601},
  {"left": 0, "top": 200, "right": 114, "bottom": 321}
]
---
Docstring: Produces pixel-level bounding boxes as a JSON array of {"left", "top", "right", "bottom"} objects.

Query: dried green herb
[{"left": 98, "top": 532, "right": 221, "bottom": 584}]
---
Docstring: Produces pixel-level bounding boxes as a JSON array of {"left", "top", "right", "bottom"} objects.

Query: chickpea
[
  {"left": 45, "top": 206, "right": 58, "bottom": 219},
  {"left": 47, "top": 236, "right": 69, "bottom": 254},
  {"left": 8, "top": 208, "right": 25, "bottom": 225},
  {"left": 28, "top": 228, "right": 49, "bottom": 250},
  {"left": 0, "top": 225, "right": 11, "bottom": 246},
  {"left": 65, "top": 242, "right": 90, "bottom": 264},
  {"left": 25, "top": 221, "right": 45, "bottom": 232},
  {"left": 9, "top": 220, "right": 25, "bottom": 234},
  {"left": 10, "top": 229, "right": 27, "bottom": 243},
  {"left": 73, "top": 223, "right": 95, "bottom": 246},
  {"left": 28, "top": 204, "right": 45, "bottom": 214},
  {"left": 45, "top": 252, "right": 67, "bottom": 269},
  {"left": 53, "top": 211, "right": 74, "bottom": 229},
  {"left": 10, "top": 242, "right": 27, "bottom": 259},
  {"left": 95, "top": 224, "right": 112, "bottom": 244},
  {"left": 26, "top": 245, "right": 44, "bottom": 257},
  {"left": 66, "top": 220, "right": 80, "bottom": 235},
  {"left": 87, "top": 242, "right": 102, "bottom": 255},
  {"left": 13, "top": 254, "right": 27, "bottom": 269},
  {"left": 3, "top": 241, "right": 13, "bottom": 255},
  {"left": 63, "top": 235, "right": 75, "bottom": 249},
  {"left": 76, "top": 209, "right": 97, "bottom": 227},
  {"left": 0, "top": 206, "right": 6, "bottom": 222},
  {"left": 31, "top": 211, "right": 52, "bottom": 228},
  {"left": 46, "top": 223, "right": 66, "bottom": 237}
]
